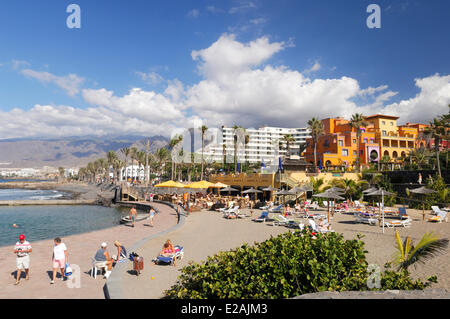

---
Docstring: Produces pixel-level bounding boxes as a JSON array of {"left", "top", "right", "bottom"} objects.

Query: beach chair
[
  {"left": 354, "top": 212, "right": 378, "bottom": 225},
  {"left": 269, "top": 205, "right": 283, "bottom": 213},
  {"left": 431, "top": 206, "right": 444, "bottom": 216},
  {"left": 398, "top": 207, "right": 409, "bottom": 220},
  {"left": 90, "top": 258, "right": 108, "bottom": 279},
  {"left": 154, "top": 245, "right": 184, "bottom": 265},
  {"left": 383, "top": 219, "right": 412, "bottom": 228},
  {"left": 321, "top": 201, "right": 328, "bottom": 208},
  {"left": 428, "top": 211, "right": 448, "bottom": 223},
  {"left": 253, "top": 211, "right": 269, "bottom": 222},
  {"left": 272, "top": 214, "right": 295, "bottom": 226},
  {"left": 222, "top": 206, "right": 239, "bottom": 218},
  {"left": 354, "top": 200, "right": 366, "bottom": 208}
]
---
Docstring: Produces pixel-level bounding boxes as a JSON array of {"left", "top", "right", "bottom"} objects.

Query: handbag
[{"left": 64, "top": 263, "right": 73, "bottom": 276}]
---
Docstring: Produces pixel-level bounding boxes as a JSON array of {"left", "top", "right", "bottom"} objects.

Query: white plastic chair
[{"left": 91, "top": 258, "right": 108, "bottom": 279}]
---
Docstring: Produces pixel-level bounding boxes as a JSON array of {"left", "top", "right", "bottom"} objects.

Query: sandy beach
[
  {"left": 0, "top": 202, "right": 178, "bottom": 299},
  {"left": 117, "top": 206, "right": 450, "bottom": 299}
]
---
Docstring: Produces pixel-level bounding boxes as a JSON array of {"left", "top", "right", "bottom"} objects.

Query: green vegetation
[{"left": 165, "top": 231, "right": 438, "bottom": 299}]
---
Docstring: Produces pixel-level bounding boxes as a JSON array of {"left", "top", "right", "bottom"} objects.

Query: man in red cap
[{"left": 13, "top": 234, "right": 32, "bottom": 285}]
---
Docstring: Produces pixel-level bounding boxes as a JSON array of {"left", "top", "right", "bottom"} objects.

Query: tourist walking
[
  {"left": 148, "top": 207, "right": 156, "bottom": 227},
  {"left": 51, "top": 237, "right": 68, "bottom": 284},
  {"left": 418, "top": 173, "right": 422, "bottom": 184},
  {"left": 13, "top": 234, "right": 32, "bottom": 285},
  {"left": 129, "top": 206, "right": 137, "bottom": 228}
]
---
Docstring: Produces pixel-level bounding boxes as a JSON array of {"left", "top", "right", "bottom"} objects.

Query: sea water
[
  {"left": 0, "top": 189, "right": 70, "bottom": 201},
  {"left": 0, "top": 205, "right": 130, "bottom": 247}
]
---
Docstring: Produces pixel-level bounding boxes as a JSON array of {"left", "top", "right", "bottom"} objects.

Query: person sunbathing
[
  {"left": 157, "top": 240, "right": 178, "bottom": 266},
  {"left": 318, "top": 218, "right": 330, "bottom": 232}
]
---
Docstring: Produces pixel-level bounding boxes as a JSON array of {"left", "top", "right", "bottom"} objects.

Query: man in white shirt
[
  {"left": 51, "top": 237, "right": 68, "bottom": 284},
  {"left": 13, "top": 234, "right": 32, "bottom": 285}
]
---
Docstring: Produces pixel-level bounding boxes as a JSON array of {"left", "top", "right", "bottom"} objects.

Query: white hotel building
[{"left": 201, "top": 126, "right": 311, "bottom": 165}]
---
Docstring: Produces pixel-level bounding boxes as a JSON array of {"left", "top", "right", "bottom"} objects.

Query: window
[
  {"left": 324, "top": 139, "right": 329, "bottom": 147},
  {"left": 382, "top": 130, "right": 387, "bottom": 136},
  {"left": 363, "top": 138, "right": 368, "bottom": 143},
  {"left": 370, "top": 138, "right": 375, "bottom": 143},
  {"left": 390, "top": 122, "right": 394, "bottom": 126},
  {"left": 338, "top": 140, "right": 343, "bottom": 147},
  {"left": 353, "top": 150, "right": 357, "bottom": 155},
  {"left": 382, "top": 121, "right": 386, "bottom": 125},
  {"left": 342, "top": 149, "right": 348, "bottom": 156},
  {"left": 353, "top": 139, "right": 356, "bottom": 144}
]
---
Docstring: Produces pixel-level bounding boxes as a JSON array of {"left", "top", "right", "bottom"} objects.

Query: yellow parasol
[
  {"left": 154, "top": 180, "right": 186, "bottom": 188},
  {"left": 184, "top": 180, "right": 215, "bottom": 189}
]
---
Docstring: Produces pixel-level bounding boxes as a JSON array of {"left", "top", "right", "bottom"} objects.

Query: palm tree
[
  {"left": 310, "top": 176, "right": 325, "bottom": 194},
  {"left": 307, "top": 117, "right": 325, "bottom": 172},
  {"left": 349, "top": 113, "right": 368, "bottom": 172},
  {"left": 424, "top": 118, "right": 446, "bottom": 177},
  {"left": 393, "top": 230, "right": 448, "bottom": 272},
  {"left": 169, "top": 135, "right": 182, "bottom": 180},
  {"left": 106, "top": 150, "right": 118, "bottom": 182},
  {"left": 282, "top": 134, "right": 296, "bottom": 159},
  {"left": 120, "top": 147, "right": 130, "bottom": 182},
  {"left": 408, "top": 147, "right": 431, "bottom": 169},
  {"left": 200, "top": 125, "right": 208, "bottom": 180}
]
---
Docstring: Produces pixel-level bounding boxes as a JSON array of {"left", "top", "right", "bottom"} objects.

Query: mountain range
[{"left": 0, "top": 135, "right": 169, "bottom": 169}]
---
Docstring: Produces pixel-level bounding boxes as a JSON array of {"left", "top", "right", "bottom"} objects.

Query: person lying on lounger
[{"left": 157, "top": 240, "right": 178, "bottom": 266}]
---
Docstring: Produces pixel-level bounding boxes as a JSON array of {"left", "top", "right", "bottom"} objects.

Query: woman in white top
[{"left": 51, "top": 237, "right": 68, "bottom": 284}]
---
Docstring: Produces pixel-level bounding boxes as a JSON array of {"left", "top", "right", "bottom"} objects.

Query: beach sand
[
  {"left": 0, "top": 202, "right": 178, "bottom": 299},
  {"left": 119, "top": 206, "right": 450, "bottom": 299}
]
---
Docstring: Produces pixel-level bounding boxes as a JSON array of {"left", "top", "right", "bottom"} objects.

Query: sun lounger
[
  {"left": 308, "top": 219, "right": 333, "bottom": 233},
  {"left": 253, "top": 211, "right": 269, "bottom": 222},
  {"left": 397, "top": 207, "right": 409, "bottom": 220},
  {"left": 272, "top": 214, "right": 295, "bottom": 226},
  {"left": 383, "top": 219, "right": 411, "bottom": 228},
  {"left": 154, "top": 245, "right": 184, "bottom": 265},
  {"left": 354, "top": 200, "right": 365, "bottom": 208},
  {"left": 354, "top": 212, "right": 378, "bottom": 225},
  {"left": 428, "top": 210, "right": 448, "bottom": 223},
  {"left": 269, "top": 205, "right": 283, "bottom": 213},
  {"left": 431, "top": 206, "right": 445, "bottom": 216},
  {"left": 321, "top": 201, "right": 328, "bottom": 208}
]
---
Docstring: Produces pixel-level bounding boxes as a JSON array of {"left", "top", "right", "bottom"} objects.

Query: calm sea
[
  {"left": 0, "top": 205, "right": 130, "bottom": 247},
  {"left": 0, "top": 189, "right": 70, "bottom": 201}
]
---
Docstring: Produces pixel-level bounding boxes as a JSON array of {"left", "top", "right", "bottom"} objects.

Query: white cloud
[
  {"left": 187, "top": 9, "right": 200, "bottom": 18},
  {"left": 229, "top": 1, "right": 256, "bottom": 14},
  {"left": 11, "top": 59, "right": 31, "bottom": 70},
  {"left": 303, "top": 61, "right": 321, "bottom": 74},
  {"left": 20, "top": 69, "right": 85, "bottom": 96},
  {"left": 191, "top": 33, "right": 285, "bottom": 82},
  {"left": 1, "top": 34, "right": 449, "bottom": 139},
  {"left": 135, "top": 71, "right": 164, "bottom": 86}
]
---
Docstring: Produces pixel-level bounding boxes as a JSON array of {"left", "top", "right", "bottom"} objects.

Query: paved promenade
[{"left": 0, "top": 202, "right": 178, "bottom": 299}]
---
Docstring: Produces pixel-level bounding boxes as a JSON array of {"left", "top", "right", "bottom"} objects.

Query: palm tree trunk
[
  {"left": 201, "top": 137, "right": 204, "bottom": 180},
  {"left": 313, "top": 142, "right": 317, "bottom": 172}
]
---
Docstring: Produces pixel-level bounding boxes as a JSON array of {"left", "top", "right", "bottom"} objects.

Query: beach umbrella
[
  {"left": 262, "top": 186, "right": 279, "bottom": 203},
  {"left": 210, "top": 182, "right": 229, "bottom": 188},
  {"left": 410, "top": 186, "right": 438, "bottom": 221},
  {"left": 185, "top": 181, "right": 214, "bottom": 189},
  {"left": 366, "top": 189, "right": 396, "bottom": 234},
  {"left": 326, "top": 186, "right": 345, "bottom": 193},
  {"left": 275, "top": 189, "right": 296, "bottom": 207},
  {"left": 313, "top": 191, "right": 345, "bottom": 223},
  {"left": 242, "top": 187, "right": 263, "bottom": 201},
  {"left": 220, "top": 186, "right": 239, "bottom": 197},
  {"left": 154, "top": 180, "right": 185, "bottom": 188},
  {"left": 363, "top": 187, "right": 378, "bottom": 206}
]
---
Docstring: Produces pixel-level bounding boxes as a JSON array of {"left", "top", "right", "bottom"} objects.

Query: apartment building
[{"left": 202, "top": 126, "right": 311, "bottom": 164}]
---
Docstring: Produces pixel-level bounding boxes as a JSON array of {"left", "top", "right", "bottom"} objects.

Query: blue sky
[{"left": 0, "top": 0, "right": 449, "bottom": 138}]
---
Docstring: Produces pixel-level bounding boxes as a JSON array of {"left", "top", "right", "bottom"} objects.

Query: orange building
[
  {"left": 304, "top": 117, "right": 380, "bottom": 170},
  {"left": 304, "top": 114, "right": 430, "bottom": 170}
]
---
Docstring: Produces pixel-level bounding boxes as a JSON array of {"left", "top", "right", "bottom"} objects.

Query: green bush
[{"left": 164, "top": 232, "right": 433, "bottom": 299}]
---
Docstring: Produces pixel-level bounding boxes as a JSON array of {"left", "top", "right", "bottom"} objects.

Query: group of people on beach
[{"left": 13, "top": 235, "right": 128, "bottom": 285}]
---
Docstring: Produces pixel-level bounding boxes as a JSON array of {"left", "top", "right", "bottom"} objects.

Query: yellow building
[{"left": 364, "top": 114, "right": 417, "bottom": 160}]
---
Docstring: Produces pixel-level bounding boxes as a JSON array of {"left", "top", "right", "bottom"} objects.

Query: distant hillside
[{"left": 0, "top": 135, "right": 168, "bottom": 169}]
